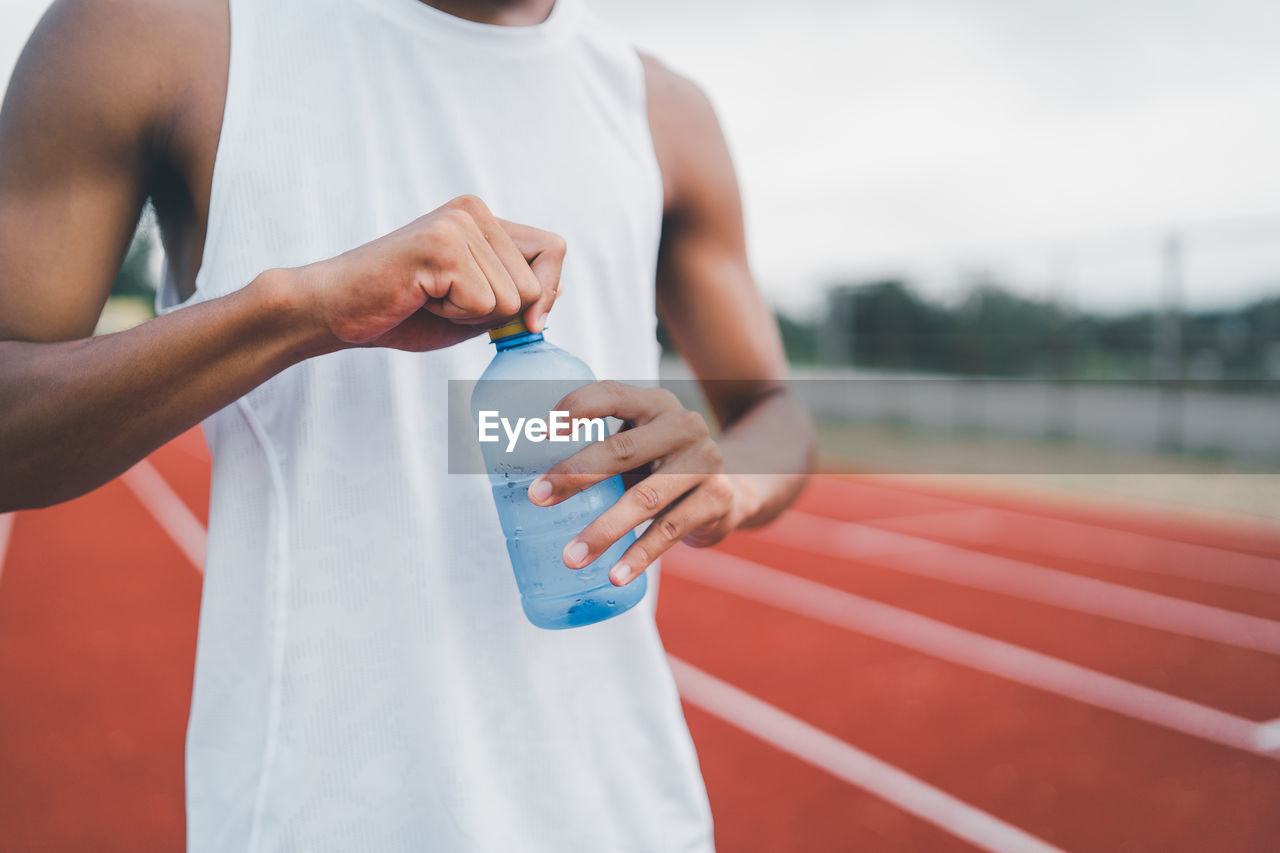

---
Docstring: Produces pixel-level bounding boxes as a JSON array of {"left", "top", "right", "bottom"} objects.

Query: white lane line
[
  {"left": 816, "top": 478, "right": 1280, "bottom": 594},
  {"left": 670, "top": 657, "right": 1066, "bottom": 853},
  {"left": 0, "top": 513, "right": 14, "bottom": 587},
  {"left": 666, "top": 549, "right": 1277, "bottom": 758},
  {"left": 1257, "top": 720, "right": 1280, "bottom": 752},
  {"left": 121, "top": 460, "right": 207, "bottom": 572},
  {"left": 870, "top": 505, "right": 1280, "bottom": 596},
  {"left": 755, "top": 511, "right": 1280, "bottom": 657}
]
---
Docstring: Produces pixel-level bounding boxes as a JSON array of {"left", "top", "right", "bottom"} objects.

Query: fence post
[{"left": 1155, "top": 233, "right": 1185, "bottom": 452}]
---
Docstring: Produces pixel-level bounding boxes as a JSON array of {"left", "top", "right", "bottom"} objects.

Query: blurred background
[{"left": 2, "top": 1, "right": 1279, "bottom": 851}]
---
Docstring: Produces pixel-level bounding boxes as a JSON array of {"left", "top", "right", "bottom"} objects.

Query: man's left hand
[{"left": 527, "top": 380, "right": 760, "bottom": 586}]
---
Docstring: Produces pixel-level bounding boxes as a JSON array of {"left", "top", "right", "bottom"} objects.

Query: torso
[{"left": 167, "top": 2, "right": 710, "bottom": 850}]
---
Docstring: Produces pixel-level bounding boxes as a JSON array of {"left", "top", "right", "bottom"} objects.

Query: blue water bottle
[{"left": 471, "top": 319, "right": 648, "bottom": 629}]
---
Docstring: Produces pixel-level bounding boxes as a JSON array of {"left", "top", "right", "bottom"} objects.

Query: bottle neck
[{"left": 493, "top": 331, "right": 544, "bottom": 351}]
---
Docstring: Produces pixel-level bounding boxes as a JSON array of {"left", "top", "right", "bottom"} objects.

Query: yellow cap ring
[{"left": 488, "top": 319, "right": 531, "bottom": 341}]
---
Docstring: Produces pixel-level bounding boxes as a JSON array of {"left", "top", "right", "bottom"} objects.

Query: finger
[
  {"left": 459, "top": 221, "right": 523, "bottom": 321},
  {"left": 530, "top": 410, "right": 697, "bottom": 507},
  {"left": 559, "top": 471, "right": 703, "bottom": 569},
  {"left": 481, "top": 223, "right": 544, "bottom": 323},
  {"left": 451, "top": 203, "right": 541, "bottom": 322},
  {"left": 414, "top": 209, "right": 499, "bottom": 319},
  {"left": 680, "top": 515, "right": 734, "bottom": 549},
  {"left": 499, "top": 219, "right": 566, "bottom": 332},
  {"left": 423, "top": 255, "right": 499, "bottom": 320},
  {"left": 427, "top": 197, "right": 522, "bottom": 321},
  {"left": 608, "top": 476, "right": 738, "bottom": 586},
  {"left": 555, "top": 381, "right": 687, "bottom": 428},
  {"left": 365, "top": 307, "right": 481, "bottom": 351}
]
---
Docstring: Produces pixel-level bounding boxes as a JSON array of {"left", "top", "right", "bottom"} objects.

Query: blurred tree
[
  {"left": 111, "top": 226, "right": 159, "bottom": 299},
  {"left": 823, "top": 280, "right": 950, "bottom": 371},
  {"left": 810, "top": 276, "right": 1280, "bottom": 381},
  {"left": 776, "top": 310, "right": 818, "bottom": 363},
  {"left": 656, "top": 310, "right": 820, "bottom": 364},
  {"left": 954, "top": 282, "right": 1070, "bottom": 376}
]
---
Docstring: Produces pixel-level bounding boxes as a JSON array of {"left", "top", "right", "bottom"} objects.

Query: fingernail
[
  {"left": 529, "top": 478, "right": 552, "bottom": 503},
  {"left": 564, "top": 539, "right": 589, "bottom": 568},
  {"left": 609, "top": 563, "right": 631, "bottom": 586},
  {"left": 529, "top": 311, "right": 545, "bottom": 333}
]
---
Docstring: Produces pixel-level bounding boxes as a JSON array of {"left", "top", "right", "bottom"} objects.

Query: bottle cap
[{"left": 488, "top": 318, "right": 530, "bottom": 341}]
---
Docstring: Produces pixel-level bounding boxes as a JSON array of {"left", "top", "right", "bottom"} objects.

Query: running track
[{"left": 2, "top": 431, "right": 1279, "bottom": 851}]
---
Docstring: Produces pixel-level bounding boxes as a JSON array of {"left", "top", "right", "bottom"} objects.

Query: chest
[{"left": 235, "top": 39, "right": 659, "bottom": 257}]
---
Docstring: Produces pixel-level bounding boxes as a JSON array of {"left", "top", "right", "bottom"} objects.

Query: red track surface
[{"left": 2, "top": 432, "right": 1279, "bottom": 851}]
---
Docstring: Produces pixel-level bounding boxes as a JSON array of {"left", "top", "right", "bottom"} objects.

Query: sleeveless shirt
[{"left": 157, "top": 0, "right": 714, "bottom": 849}]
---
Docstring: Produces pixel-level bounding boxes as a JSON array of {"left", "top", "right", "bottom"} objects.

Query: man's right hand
[{"left": 294, "top": 194, "right": 566, "bottom": 354}]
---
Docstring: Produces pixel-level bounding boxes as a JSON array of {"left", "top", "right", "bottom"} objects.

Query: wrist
[
  {"left": 727, "top": 472, "right": 765, "bottom": 528},
  {"left": 245, "top": 266, "right": 343, "bottom": 362}
]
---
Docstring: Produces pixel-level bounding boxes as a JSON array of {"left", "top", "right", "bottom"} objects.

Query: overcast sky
[{"left": 5, "top": 0, "right": 1280, "bottom": 313}]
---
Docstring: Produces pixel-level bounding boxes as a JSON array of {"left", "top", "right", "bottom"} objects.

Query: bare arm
[
  {"left": 644, "top": 55, "right": 812, "bottom": 528},
  {"left": 0, "top": 1, "right": 562, "bottom": 511},
  {"left": 526, "top": 58, "right": 812, "bottom": 587}
]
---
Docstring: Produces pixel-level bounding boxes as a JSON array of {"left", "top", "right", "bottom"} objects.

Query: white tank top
[{"left": 158, "top": 1, "right": 713, "bottom": 850}]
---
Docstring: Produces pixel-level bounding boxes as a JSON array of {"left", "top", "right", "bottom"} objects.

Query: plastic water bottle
[{"left": 471, "top": 319, "right": 647, "bottom": 629}]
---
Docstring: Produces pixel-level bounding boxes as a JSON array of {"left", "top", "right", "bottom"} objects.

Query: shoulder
[
  {"left": 2, "top": 0, "right": 226, "bottom": 159},
  {"left": 639, "top": 53, "right": 716, "bottom": 117},
  {"left": 639, "top": 53, "right": 737, "bottom": 217},
  {"left": 27, "top": 0, "right": 227, "bottom": 68}
]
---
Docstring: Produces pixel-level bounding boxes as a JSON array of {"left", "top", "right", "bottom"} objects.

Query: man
[{"left": 0, "top": 0, "right": 812, "bottom": 849}]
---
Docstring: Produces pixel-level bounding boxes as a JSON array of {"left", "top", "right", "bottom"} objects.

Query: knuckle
[
  {"left": 686, "top": 523, "right": 727, "bottom": 549},
  {"left": 451, "top": 194, "right": 485, "bottom": 215},
  {"left": 599, "top": 380, "right": 626, "bottom": 398},
  {"left": 680, "top": 408, "right": 709, "bottom": 438},
  {"left": 607, "top": 431, "right": 638, "bottom": 463},
  {"left": 630, "top": 482, "right": 663, "bottom": 511},
  {"left": 473, "top": 287, "right": 498, "bottom": 313},
  {"left": 705, "top": 474, "right": 733, "bottom": 505},
  {"left": 547, "top": 232, "right": 567, "bottom": 257},
  {"left": 654, "top": 388, "right": 681, "bottom": 411},
  {"left": 517, "top": 274, "right": 542, "bottom": 302},
  {"left": 423, "top": 218, "right": 459, "bottom": 251},
  {"left": 656, "top": 517, "right": 682, "bottom": 543},
  {"left": 442, "top": 207, "right": 473, "bottom": 230},
  {"left": 494, "top": 291, "right": 521, "bottom": 317},
  {"left": 701, "top": 440, "right": 724, "bottom": 470}
]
